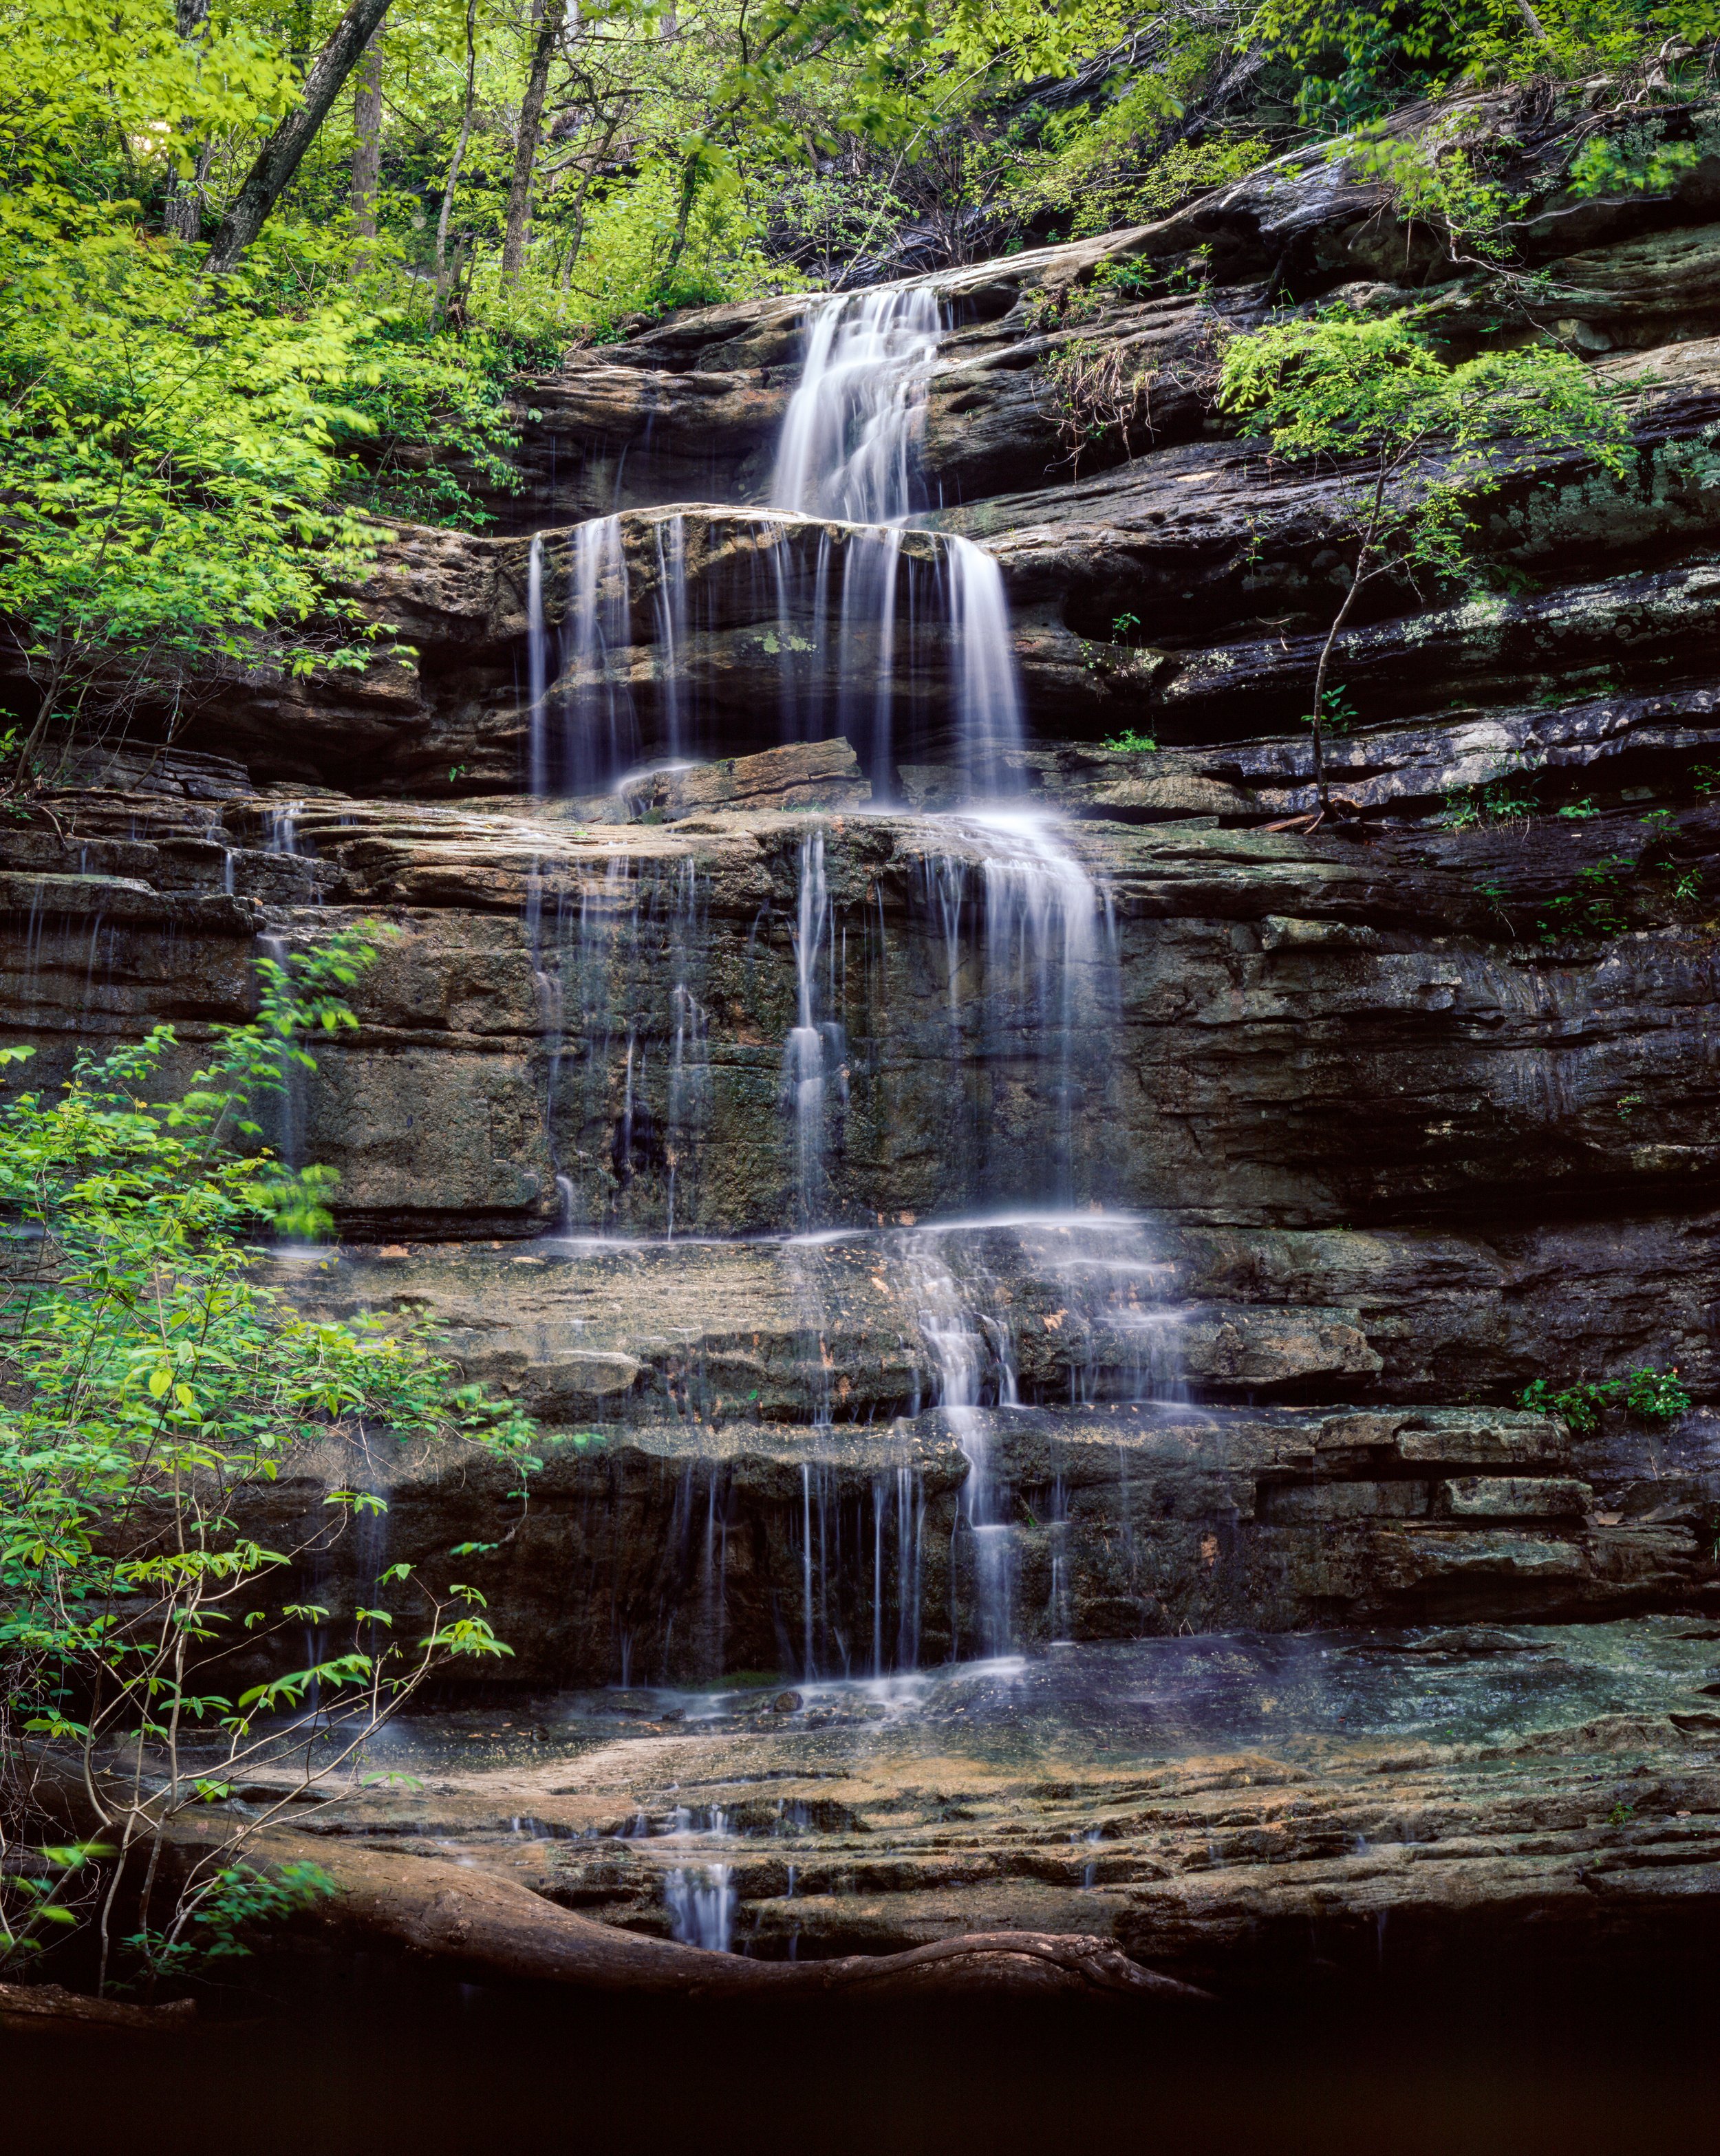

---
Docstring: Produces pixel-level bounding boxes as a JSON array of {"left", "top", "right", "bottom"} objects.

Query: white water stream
[
  {"left": 771, "top": 283, "right": 943, "bottom": 524},
  {"left": 515, "top": 274, "right": 1146, "bottom": 1758}
]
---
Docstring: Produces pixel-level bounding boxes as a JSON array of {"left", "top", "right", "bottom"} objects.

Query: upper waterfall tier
[
  {"left": 513, "top": 275, "right": 1031, "bottom": 805},
  {"left": 770, "top": 285, "right": 943, "bottom": 524},
  {"left": 379, "top": 508, "right": 1035, "bottom": 805}
]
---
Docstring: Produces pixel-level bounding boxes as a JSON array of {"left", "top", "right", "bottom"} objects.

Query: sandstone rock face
[{"left": 11, "top": 90, "right": 1720, "bottom": 1716}]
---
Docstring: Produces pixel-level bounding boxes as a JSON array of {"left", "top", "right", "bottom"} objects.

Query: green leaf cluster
[
  {"left": 1521, "top": 1368, "right": 1692, "bottom": 1432},
  {"left": 0, "top": 926, "right": 539, "bottom": 1987}
]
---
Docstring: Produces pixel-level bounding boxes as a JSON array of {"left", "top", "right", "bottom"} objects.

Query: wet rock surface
[{"left": 193, "top": 1619, "right": 1720, "bottom": 1993}]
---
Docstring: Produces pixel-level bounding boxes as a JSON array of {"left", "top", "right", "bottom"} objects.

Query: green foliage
[
  {"left": 1567, "top": 122, "right": 1703, "bottom": 200},
  {"left": 0, "top": 1837, "right": 108, "bottom": 1959},
  {"left": 1252, "top": 0, "right": 1719, "bottom": 120},
  {"left": 0, "top": 927, "right": 539, "bottom": 1990},
  {"left": 125, "top": 1860, "right": 336, "bottom": 1979},
  {"left": 1221, "top": 309, "right": 1629, "bottom": 806},
  {"left": 1026, "top": 249, "right": 1212, "bottom": 334},
  {"left": 1535, "top": 853, "right": 1634, "bottom": 942},
  {"left": 1311, "top": 686, "right": 1357, "bottom": 738},
  {"left": 1443, "top": 759, "right": 1540, "bottom": 828},
  {"left": 1103, "top": 728, "right": 1159, "bottom": 753},
  {"left": 0, "top": 228, "right": 378, "bottom": 773},
  {"left": 0, "top": 211, "right": 526, "bottom": 791},
  {"left": 1344, "top": 115, "right": 1527, "bottom": 261},
  {"left": 1536, "top": 810, "right": 1695, "bottom": 939},
  {"left": 1006, "top": 56, "right": 1267, "bottom": 241},
  {"left": 1521, "top": 1368, "right": 1692, "bottom": 1432},
  {"left": 1218, "top": 314, "right": 1630, "bottom": 569}
]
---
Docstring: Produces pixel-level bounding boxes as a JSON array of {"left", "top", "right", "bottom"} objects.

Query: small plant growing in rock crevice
[
  {"left": 1536, "top": 853, "right": 1634, "bottom": 943},
  {"left": 1477, "top": 806, "right": 1706, "bottom": 945},
  {"left": 1520, "top": 1368, "right": 1692, "bottom": 1433},
  {"left": 1443, "top": 758, "right": 1540, "bottom": 828}
]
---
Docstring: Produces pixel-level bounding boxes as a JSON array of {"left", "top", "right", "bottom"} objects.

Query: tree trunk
[
  {"left": 22, "top": 1757, "right": 1211, "bottom": 2006},
  {"left": 188, "top": 1815, "right": 1210, "bottom": 2000},
  {"left": 1307, "top": 467, "right": 1389, "bottom": 817},
  {"left": 352, "top": 28, "right": 384, "bottom": 242},
  {"left": 435, "top": 0, "right": 479, "bottom": 281},
  {"left": 205, "top": 0, "right": 398, "bottom": 275},
  {"left": 432, "top": 229, "right": 469, "bottom": 330},
  {"left": 500, "top": 0, "right": 566, "bottom": 283},
  {"left": 162, "top": 0, "right": 212, "bottom": 241},
  {"left": 660, "top": 148, "right": 701, "bottom": 283}
]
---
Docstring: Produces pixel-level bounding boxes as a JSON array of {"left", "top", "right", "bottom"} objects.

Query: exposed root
[{"left": 323, "top": 1843, "right": 1207, "bottom": 1997}]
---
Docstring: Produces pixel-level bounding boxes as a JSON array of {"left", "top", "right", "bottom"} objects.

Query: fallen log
[
  {"left": 171, "top": 1814, "right": 1211, "bottom": 2000},
  {"left": 0, "top": 1982, "right": 198, "bottom": 2038}
]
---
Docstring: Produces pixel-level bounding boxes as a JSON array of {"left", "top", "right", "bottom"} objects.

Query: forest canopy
[{"left": 0, "top": 0, "right": 1712, "bottom": 778}]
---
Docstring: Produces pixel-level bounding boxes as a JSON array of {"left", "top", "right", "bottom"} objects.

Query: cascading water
[
  {"left": 650, "top": 512, "right": 691, "bottom": 763},
  {"left": 913, "top": 817, "right": 1118, "bottom": 1214},
  {"left": 900, "top": 1235, "right": 1018, "bottom": 1660},
  {"left": 526, "top": 849, "right": 711, "bottom": 1235},
  {"left": 665, "top": 1864, "right": 736, "bottom": 1952},
  {"left": 502, "top": 270, "right": 1145, "bottom": 1681},
  {"left": 781, "top": 828, "right": 847, "bottom": 1229},
  {"left": 771, "top": 285, "right": 943, "bottom": 524},
  {"left": 943, "top": 539, "right": 1026, "bottom": 796},
  {"left": 891, "top": 1214, "right": 1186, "bottom": 1659},
  {"left": 764, "top": 278, "right": 1112, "bottom": 1225},
  {"left": 770, "top": 281, "right": 1030, "bottom": 798},
  {"left": 516, "top": 279, "right": 1030, "bottom": 804},
  {"left": 524, "top": 517, "right": 638, "bottom": 796},
  {"left": 526, "top": 535, "right": 549, "bottom": 795}
]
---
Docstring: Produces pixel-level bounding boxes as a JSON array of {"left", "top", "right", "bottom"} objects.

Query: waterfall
[
  {"left": 915, "top": 815, "right": 1117, "bottom": 1210},
  {"left": 529, "top": 850, "right": 710, "bottom": 1233},
  {"left": 900, "top": 1235, "right": 1018, "bottom": 1660},
  {"left": 945, "top": 538, "right": 1026, "bottom": 795},
  {"left": 665, "top": 1865, "right": 736, "bottom": 1952},
  {"left": 526, "top": 535, "right": 549, "bottom": 796},
  {"left": 524, "top": 515, "right": 640, "bottom": 797},
  {"left": 264, "top": 802, "right": 302, "bottom": 854},
  {"left": 895, "top": 1464, "right": 924, "bottom": 1672},
  {"left": 512, "top": 283, "right": 1029, "bottom": 802},
  {"left": 651, "top": 512, "right": 691, "bottom": 762},
  {"left": 781, "top": 827, "right": 846, "bottom": 1229},
  {"left": 772, "top": 282, "right": 1036, "bottom": 800},
  {"left": 764, "top": 282, "right": 1115, "bottom": 1232},
  {"left": 889, "top": 1214, "right": 1185, "bottom": 1659},
  {"left": 562, "top": 515, "right": 636, "bottom": 794},
  {"left": 771, "top": 285, "right": 943, "bottom": 524},
  {"left": 257, "top": 931, "right": 305, "bottom": 1178}
]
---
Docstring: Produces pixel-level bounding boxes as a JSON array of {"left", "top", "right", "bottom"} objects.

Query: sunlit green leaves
[
  {"left": 1218, "top": 310, "right": 1631, "bottom": 586},
  {"left": 0, "top": 930, "right": 542, "bottom": 1959}
]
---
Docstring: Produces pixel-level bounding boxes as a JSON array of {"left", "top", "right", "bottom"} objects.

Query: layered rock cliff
[{"left": 10, "top": 87, "right": 1720, "bottom": 1711}]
